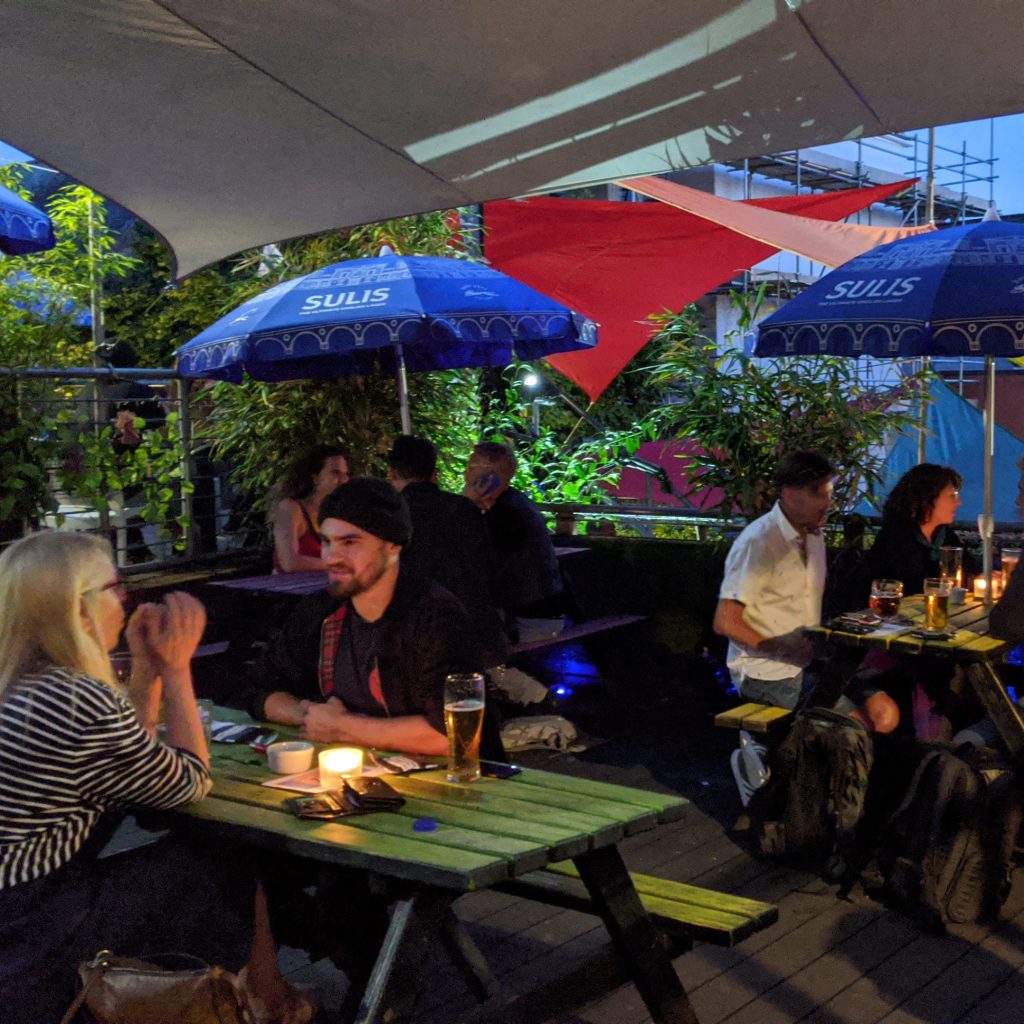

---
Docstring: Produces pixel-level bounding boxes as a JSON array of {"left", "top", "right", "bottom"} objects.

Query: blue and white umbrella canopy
[
  {"left": 176, "top": 254, "right": 597, "bottom": 385},
  {"left": 0, "top": 182, "right": 55, "bottom": 255},
  {"left": 755, "top": 218, "right": 1024, "bottom": 359},
  {"left": 754, "top": 215, "right": 1024, "bottom": 596}
]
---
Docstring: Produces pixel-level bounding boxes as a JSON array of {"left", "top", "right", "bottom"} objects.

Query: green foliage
[
  {"left": 0, "top": 380, "right": 52, "bottom": 541},
  {"left": 52, "top": 410, "right": 193, "bottom": 548},
  {"left": 0, "top": 166, "right": 137, "bottom": 368},
  {"left": 643, "top": 288, "right": 929, "bottom": 520},
  {"left": 482, "top": 378, "right": 653, "bottom": 504}
]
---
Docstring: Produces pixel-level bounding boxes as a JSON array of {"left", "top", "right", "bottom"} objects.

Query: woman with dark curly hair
[
  {"left": 272, "top": 444, "right": 351, "bottom": 573},
  {"left": 832, "top": 463, "right": 974, "bottom": 611}
]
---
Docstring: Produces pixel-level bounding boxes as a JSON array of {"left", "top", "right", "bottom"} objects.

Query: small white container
[{"left": 266, "top": 740, "right": 314, "bottom": 774}]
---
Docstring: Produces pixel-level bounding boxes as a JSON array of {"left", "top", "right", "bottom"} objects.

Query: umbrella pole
[
  {"left": 395, "top": 343, "right": 412, "bottom": 434},
  {"left": 983, "top": 355, "right": 995, "bottom": 606},
  {"left": 916, "top": 357, "right": 929, "bottom": 463}
]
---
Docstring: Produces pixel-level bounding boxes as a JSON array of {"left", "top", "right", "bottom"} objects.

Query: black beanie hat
[{"left": 318, "top": 478, "right": 412, "bottom": 547}]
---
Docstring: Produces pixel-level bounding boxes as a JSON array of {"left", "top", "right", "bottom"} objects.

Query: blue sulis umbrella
[
  {"left": 0, "top": 182, "right": 55, "bottom": 255},
  {"left": 754, "top": 212, "right": 1024, "bottom": 592},
  {"left": 176, "top": 252, "right": 597, "bottom": 431}
]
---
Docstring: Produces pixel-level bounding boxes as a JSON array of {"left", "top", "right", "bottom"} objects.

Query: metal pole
[
  {"left": 395, "top": 344, "right": 412, "bottom": 434},
  {"left": 926, "top": 128, "right": 936, "bottom": 225},
  {"left": 177, "top": 379, "right": 197, "bottom": 560},
  {"left": 983, "top": 355, "right": 995, "bottom": 605},
  {"left": 917, "top": 360, "right": 929, "bottom": 464}
]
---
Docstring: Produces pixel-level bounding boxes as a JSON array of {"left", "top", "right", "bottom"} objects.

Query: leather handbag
[{"left": 60, "top": 951, "right": 252, "bottom": 1024}]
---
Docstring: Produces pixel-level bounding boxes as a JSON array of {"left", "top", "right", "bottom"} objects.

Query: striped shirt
[{"left": 0, "top": 667, "right": 211, "bottom": 888}]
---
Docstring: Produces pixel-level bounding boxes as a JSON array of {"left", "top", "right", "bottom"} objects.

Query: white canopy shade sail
[{"left": 3, "top": 0, "right": 1023, "bottom": 277}]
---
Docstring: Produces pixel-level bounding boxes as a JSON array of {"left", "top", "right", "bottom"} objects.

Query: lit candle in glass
[
  {"left": 974, "top": 577, "right": 987, "bottom": 599},
  {"left": 319, "top": 747, "right": 363, "bottom": 789}
]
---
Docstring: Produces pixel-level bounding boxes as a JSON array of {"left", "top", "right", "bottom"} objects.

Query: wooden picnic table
[
  {"left": 807, "top": 593, "right": 1024, "bottom": 763},
  {"left": 160, "top": 708, "right": 696, "bottom": 1024},
  {"left": 210, "top": 547, "right": 589, "bottom": 602}
]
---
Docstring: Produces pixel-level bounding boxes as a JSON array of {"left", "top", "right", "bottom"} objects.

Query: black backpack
[
  {"left": 750, "top": 707, "right": 874, "bottom": 887},
  {"left": 875, "top": 747, "right": 1021, "bottom": 927}
]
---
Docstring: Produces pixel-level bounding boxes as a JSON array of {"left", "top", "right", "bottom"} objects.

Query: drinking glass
[
  {"left": 923, "top": 578, "right": 951, "bottom": 632},
  {"left": 938, "top": 546, "right": 963, "bottom": 587},
  {"left": 1001, "top": 547, "right": 1021, "bottom": 586},
  {"left": 195, "top": 698, "right": 214, "bottom": 747},
  {"left": 869, "top": 579, "right": 903, "bottom": 619},
  {"left": 444, "top": 673, "right": 486, "bottom": 784}
]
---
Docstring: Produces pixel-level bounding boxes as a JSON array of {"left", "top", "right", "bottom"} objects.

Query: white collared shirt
[{"left": 719, "top": 501, "right": 826, "bottom": 682}]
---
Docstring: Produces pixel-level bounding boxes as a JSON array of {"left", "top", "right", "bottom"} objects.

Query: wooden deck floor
[{"left": 282, "top": 648, "right": 1024, "bottom": 1024}]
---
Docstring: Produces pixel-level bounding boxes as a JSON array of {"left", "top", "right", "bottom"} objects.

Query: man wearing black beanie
[{"left": 245, "top": 477, "right": 494, "bottom": 756}]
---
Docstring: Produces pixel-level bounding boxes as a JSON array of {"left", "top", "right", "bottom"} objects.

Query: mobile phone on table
[{"left": 481, "top": 762, "right": 523, "bottom": 779}]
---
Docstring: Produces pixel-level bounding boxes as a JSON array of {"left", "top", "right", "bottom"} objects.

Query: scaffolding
[{"left": 723, "top": 124, "right": 997, "bottom": 226}]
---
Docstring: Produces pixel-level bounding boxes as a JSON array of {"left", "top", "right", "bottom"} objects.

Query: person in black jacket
[
  {"left": 386, "top": 435, "right": 508, "bottom": 667},
  {"left": 246, "top": 478, "right": 500, "bottom": 756}
]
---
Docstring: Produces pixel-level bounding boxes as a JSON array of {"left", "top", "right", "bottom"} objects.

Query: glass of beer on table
[
  {"left": 869, "top": 579, "right": 903, "bottom": 619},
  {"left": 444, "top": 673, "right": 485, "bottom": 783},
  {"left": 1001, "top": 547, "right": 1021, "bottom": 586},
  {"left": 924, "top": 577, "right": 951, "bottom": 632},
  {"left": 939, "top": 546, "right": 963, "bottom": 587}
]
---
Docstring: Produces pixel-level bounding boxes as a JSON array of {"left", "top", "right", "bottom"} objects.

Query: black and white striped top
[{"left": 0, "top": 667, "right": 211, "bottom": 888}]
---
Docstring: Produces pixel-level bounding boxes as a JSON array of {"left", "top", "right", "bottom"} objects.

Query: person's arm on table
[
  {"left": 712, "top": 598, "right": 814, "bottom": 666},
  {"left": 243, "top": 596, "right": 329, "bottom": 722},
  {"left": 142, "top": 592, "right": 209, "bottom": 765},
  {"left": 262, "top": 691, "right": 308, "bottom": 727},
  {"left": 123, "top": 603, "right": 163, "bottom": 734},
  {"left": 301, "top": 698, "right": 446, "bottom": 755}
]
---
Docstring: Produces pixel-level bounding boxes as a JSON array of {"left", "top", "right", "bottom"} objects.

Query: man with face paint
[{"left": 247, "top": 478, "right": 485, "bottom": 755}]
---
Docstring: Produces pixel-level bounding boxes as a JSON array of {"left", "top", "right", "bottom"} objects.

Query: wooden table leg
[
  {"left": 964, "top": 661, "right": 1024, "bottom": 764},
  {"left": 572, "top": 845, "right": 699, "bottom": 1024},
  {"left": 804, "top": 646, "right": 866, "bottom": 710},
  {"left": 353, "top": 887, "right": 452, "bottom": 1024}
]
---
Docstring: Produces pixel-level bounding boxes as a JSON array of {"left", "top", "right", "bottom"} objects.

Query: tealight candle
[
  {"left": 318, "top": 747, "right": 363, "bottom": 788},
  {"left": 973, "top": 574, "right": 1004, "bottom": 600}
]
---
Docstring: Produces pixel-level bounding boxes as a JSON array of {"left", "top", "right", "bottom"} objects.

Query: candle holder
[{"left": 319, "top": 747, "right": 364, "bottom": 789}]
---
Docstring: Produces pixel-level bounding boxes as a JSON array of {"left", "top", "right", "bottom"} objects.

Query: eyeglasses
[{"left": 85, "top": 577, "right": 127, "bottom": 600}]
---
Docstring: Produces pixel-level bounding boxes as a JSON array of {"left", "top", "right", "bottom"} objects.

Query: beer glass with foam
[
  {"left": 444, "top": 673, "right": 485, "bottom": 783},
  {"left": 869, "top": 579, "right": 903, "bottom": 619},
  {"left": 924, "top": 577, "right": 951, "bottom": 632}
]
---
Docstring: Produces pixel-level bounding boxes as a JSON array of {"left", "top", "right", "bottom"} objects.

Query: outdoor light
[{"left": 522, "top": 372, "right": 540, "bottom": 388}]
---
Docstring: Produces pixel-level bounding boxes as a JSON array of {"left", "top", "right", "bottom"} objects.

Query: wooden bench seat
[
  {"left": 714, "top": 701, "right": 792, "bottom": 735},
  {"left": 511, "top": 613, "right": 647, "bottom": 655},
  {"left": 497, "top": 861, "right": 777, "bottom": 948},
  {"left": 470, "top": 861, "right": 778, "bottom": 1023}
]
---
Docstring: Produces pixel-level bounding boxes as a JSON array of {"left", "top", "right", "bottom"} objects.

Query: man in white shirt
[{"left": 714, "top": 450, "right": 897, "bottom": 732}]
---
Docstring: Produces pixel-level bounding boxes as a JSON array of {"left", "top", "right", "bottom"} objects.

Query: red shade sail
[{"left": 484, "top": 178, "right": 916, "bottom": 401}]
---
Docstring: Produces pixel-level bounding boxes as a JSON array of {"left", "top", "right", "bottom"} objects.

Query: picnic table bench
[{"left": 157, "top": 707, "right": 778, "bottom": 1023}]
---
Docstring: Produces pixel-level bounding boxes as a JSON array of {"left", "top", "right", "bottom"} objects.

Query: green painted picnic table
[
  {"left": 808, "top": 593, "right": 1024, "bottom": 762},
  {"left": 163, "top": 709, "right": 694, "bottom": 1024}
]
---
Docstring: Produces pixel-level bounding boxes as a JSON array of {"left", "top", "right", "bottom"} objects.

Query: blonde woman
[{"left": 0, "top": 532, "right": 313, "bottom": 1024}]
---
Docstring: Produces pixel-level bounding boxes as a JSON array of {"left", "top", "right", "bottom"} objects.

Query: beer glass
[
  {"left": 444, "top": 673, "right": 485, "bottom": 783},
  {"left": 1001, "top": 547, "right": 1021, "bottom": 586},
  {"left": 869, "top": 579, "right": 903, "bottom": 619},
  {"left": 938, "top": 546, "right": 963, "bottom": 587},
  {"left": 923, "top": 577, "right": 951, "bottom": 632}
]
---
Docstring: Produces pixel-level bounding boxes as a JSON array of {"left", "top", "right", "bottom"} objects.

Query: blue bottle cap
[{"left": 413, "top": 817, "right": 438, "bottom": 832}]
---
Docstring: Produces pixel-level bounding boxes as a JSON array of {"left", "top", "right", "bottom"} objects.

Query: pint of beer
[
  {"left": 444, "top": 673, "right": 485, "bottom": 783},
  {"left": 924, "top": 577, "right": 950, "bottom": 632}
]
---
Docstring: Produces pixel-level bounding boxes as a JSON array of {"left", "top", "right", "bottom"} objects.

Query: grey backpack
[{"left": 877, "top": 748, "right": 1021, "bottom": 927}]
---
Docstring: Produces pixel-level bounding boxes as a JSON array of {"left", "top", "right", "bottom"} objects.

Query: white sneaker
[{"left": 731, "top": 730, "right": 769, "bottom": 807}]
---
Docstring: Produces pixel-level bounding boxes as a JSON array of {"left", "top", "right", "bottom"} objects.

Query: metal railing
[{"left": 1, "top": 365, "right": 265, "bottom": 569}]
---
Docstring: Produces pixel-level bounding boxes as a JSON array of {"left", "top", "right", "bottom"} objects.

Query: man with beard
[{"left": 246, "top": 477, "right": 483, "bottom": 754}]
